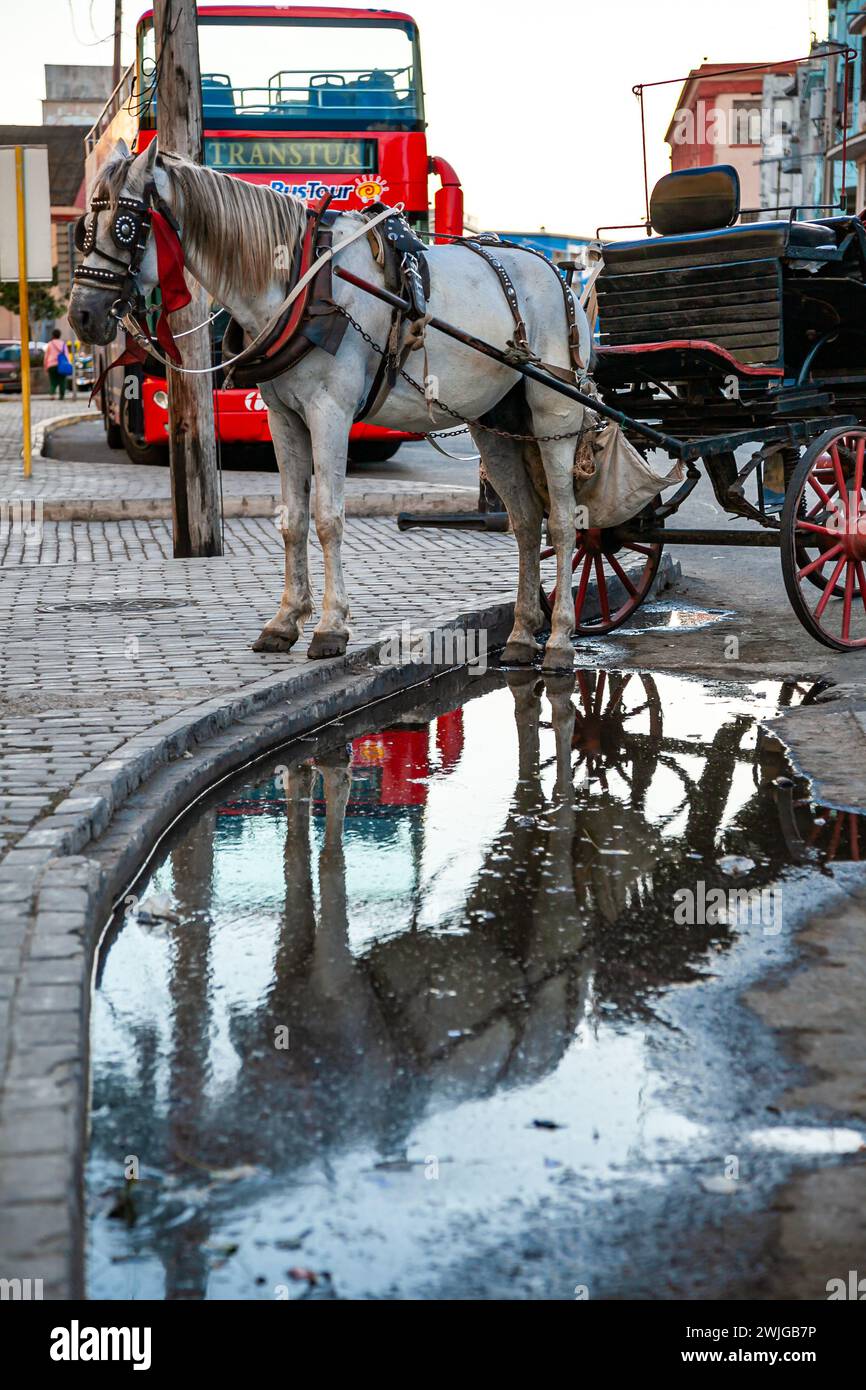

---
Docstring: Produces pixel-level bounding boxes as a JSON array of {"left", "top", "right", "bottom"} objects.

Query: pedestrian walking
[{"left": 43, "top": 330, "right": 72, "bottom": 400}]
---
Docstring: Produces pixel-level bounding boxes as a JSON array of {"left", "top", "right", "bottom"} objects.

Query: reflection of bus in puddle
[
  {"left": 215, "top": 711, "right": 464, "bottom": 938},
  {"left": 311, "top": 710, "right": 464, "bottom": 817}
]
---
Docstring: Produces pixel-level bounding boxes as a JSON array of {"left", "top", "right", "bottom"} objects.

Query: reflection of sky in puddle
[
  {"left": 87, "top": 668, "right": 863, "bottom": 1300},
  {"left": 623, "top": 603, "right": 731, "bottom": 632},
  {"left": 748, "top": 1127, "right": 865, "bottom": 1155}
]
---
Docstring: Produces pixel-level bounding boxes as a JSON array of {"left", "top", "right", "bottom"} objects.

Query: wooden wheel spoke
[
  {"left": 570, "top": 544, "right": 586, "bottom": 575},
  {"left": 594, "top": 555, "right": 611, "bottom": 623},
  {"left": 606, "top": 551, "right": 639, "bottom": 597},
  {"left": 797, "top": 519, "right": 836, "bottom": 538},
  {"left": 573, "top": 554, "right": 593, "bottom": 620},
  {"left": 813, "top": 554, "right": 846, "bottom": 619},
  {"left": 807, "top": 472, "right": 834, "bottom": 507},
  {"left": 798, "top": 543, "right": 842, "bottom": 580},
  {"left": 842, "top": 561, "right": 856, "bottom": 641},
  {"left": 830, "top": 442, "right": 848, "bottom": 503}
]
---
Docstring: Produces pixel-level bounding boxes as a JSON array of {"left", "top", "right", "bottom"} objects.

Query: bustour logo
[{"left": 49, "top": 1320, "right": 152, "bottom": 1371}]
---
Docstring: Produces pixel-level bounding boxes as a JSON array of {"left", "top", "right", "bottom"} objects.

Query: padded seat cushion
[{"left": 603, "top": 220, "right": 834, "bottom": 275}]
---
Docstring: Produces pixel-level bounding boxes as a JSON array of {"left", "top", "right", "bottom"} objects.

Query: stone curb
[
  {"left": 0, "top": 552, "right": 682, "bottom": 1298},
  {"left": 39, "top": 485, "right": 480, "bottom": 523},
  {"left": 30, "top": 412, "right": 96, "bottom": 460}
]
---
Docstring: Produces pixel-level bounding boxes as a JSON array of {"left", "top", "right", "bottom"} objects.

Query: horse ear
[
  {"left": 128, "top": 138, "right": 159, "bottom": 191},
  {"left": 114, "top": 137, "right": 131, "bottom": 161}
]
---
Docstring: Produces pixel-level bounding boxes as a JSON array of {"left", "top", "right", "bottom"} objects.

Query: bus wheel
[
  {"left": 120, "top": 397, "right": 168, "bottom": 467},
  {"left": 348, "top": 440, "right": 401, "bottom": 465},
  {"left": 103, "top": 389, "right": 123, "bottom": 449}
]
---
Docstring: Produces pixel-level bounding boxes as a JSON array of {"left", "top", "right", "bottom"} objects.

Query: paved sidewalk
[
  {"left": 0, "top": 397, "right": 90, "bottom": 462},
  {"left": 0, "top": 517, "right": 514, "bottom": 853}
]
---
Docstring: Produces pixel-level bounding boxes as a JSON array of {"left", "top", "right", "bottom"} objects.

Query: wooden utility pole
[
  {"left": 153, "top": 0, "right": 222, "bottom": 557},
  {"left": 112, "top": 0, "right": 123, "bottom": 91}
]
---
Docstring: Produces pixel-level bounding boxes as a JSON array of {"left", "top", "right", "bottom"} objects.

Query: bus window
[{"left": 138, "top": 14, "right": 424, "bottom": 131}]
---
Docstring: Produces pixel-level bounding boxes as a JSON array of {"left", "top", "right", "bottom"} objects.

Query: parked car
[
  {"left": 0, "top": 340, "right": 22, "bottom": 392},
  {"left": 0, "top": 340, "right": 44, "bottom": 393}
]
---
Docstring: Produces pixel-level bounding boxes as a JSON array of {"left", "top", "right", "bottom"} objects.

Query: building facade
[{"left": 0, "top": 65, "right": 112, "bottom": 341}]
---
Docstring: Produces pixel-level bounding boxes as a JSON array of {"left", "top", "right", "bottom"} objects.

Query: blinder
[{"left": 73, "top": 193, "right": 154, "bottom": 297}]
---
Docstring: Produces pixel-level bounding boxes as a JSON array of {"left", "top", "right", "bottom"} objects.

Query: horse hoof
[
  {"left": 307, "top": 631, "right": 348, "bottom": 660},
  {"left": 501, "top": 640, "right": 540, "bottom": 665},
  {"left": 252, "top": 629, "right": 297, "bottom": 653},
  {"left": 541, "top": 641, "right": 575, "bottom": 672}
]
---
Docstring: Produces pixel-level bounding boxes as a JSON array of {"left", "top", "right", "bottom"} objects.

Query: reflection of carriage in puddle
[{"left": 89, "top": 666, "right": 865, "bottom": 1297}]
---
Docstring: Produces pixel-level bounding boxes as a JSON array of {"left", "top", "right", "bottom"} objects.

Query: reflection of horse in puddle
[{"left": 221, "top": 673, "right": 594, "bottom": 1165}]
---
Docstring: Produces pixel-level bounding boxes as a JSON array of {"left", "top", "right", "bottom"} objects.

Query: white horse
[{"left": 69, "top": 140, "right": 590, "bottom": 669}]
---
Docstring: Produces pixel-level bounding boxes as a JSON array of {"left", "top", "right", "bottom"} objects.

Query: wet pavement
[{"left": 86, "top": 662, "right": 866, "bottom": 1300}]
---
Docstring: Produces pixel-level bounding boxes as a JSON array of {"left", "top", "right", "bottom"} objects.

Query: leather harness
[
  {"left": 459, "top": 234, "right": 585, "bottom": 380},
  {"left": 221, "top": 196, "right": 350, "bottom": 387},
  {"left": 218, "top": 204, "right": 585, "bottom": 420}
]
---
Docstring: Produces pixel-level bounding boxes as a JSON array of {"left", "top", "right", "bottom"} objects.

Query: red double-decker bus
[{"left": 84, "top": 5, "right": 464, "bottom": 465}]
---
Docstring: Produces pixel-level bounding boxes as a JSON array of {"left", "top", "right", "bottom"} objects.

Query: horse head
[{"left": 68, "top": 138, "right": 168, "bottom": 345}]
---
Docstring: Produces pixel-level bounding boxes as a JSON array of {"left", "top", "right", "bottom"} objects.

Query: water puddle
[
  {"left": 86, "top": 667, "right": 866, "bottom": 1300},
  {"left": 618, "top": 600, "right": 731, "bottom": 632}
]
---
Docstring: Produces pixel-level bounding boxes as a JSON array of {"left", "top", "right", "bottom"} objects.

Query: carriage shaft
[
  {"left": 334, "top": 267, "right": 697, "bottom": 461},
  {"left": 624, "top": 528, "right": 781, "bottom": 546}
]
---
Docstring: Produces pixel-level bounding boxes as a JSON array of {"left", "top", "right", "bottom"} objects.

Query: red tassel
[{"left": 89, "top": 335, "right": 147, "bottom": 404}]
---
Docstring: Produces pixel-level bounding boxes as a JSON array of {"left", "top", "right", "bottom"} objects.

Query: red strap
[
  {"left": 89, "top": 334, "right": 147, "bottom": 404},
  {"left": 151, "top": 209, "right": 192, "bottom": 364}
]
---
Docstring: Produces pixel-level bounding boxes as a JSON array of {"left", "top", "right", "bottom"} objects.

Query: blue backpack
[{"left": 56, "top": 347, "right": 73, "bottom": 377}]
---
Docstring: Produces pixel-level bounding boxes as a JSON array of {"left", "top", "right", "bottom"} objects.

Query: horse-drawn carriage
[
  {"left": 540, "top": 159, "right": 866, "bottom": 652},
  {"left": 70, "top": 47, "right": 866, "bottom": 661}
]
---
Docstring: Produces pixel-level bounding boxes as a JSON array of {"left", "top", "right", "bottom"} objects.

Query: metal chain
[{"left": 334, "top": 305, "right": 590, "bottom": 444}]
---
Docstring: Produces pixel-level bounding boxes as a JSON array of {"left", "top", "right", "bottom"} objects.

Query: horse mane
[{"left": 96, "top": 151, "right": 310, "bottom": 299}]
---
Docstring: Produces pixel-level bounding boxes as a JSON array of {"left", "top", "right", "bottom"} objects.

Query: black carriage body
[
  {"left": 593, "top": 211, "right": 866, "bottom": 446},
  {"left": 575, "top": 165, "right": 866, "bottom": 652}
]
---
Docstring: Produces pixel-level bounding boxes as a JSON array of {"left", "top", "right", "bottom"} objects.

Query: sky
[{"left": 3, "top": 0, "right": 827, "bottom": 232}]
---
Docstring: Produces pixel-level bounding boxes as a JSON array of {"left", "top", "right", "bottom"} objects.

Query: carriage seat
[{"left": 596, "top": 166, "right": 838, "bottom": 366}]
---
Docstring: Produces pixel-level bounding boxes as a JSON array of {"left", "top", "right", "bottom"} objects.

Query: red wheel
[
  {"left": 781, "top": 428, "right": 866, "bottom": 650},
  {"left": 539, "top": 526, "right": 663, "bottom": 636}
]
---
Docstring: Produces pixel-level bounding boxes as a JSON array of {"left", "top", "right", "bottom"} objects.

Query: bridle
[
  {"left": 73, "top": 168, "right": 198, "bottom": 389},
  {"left": 73, "top": 179, "right": 180, "bottom": 324}
]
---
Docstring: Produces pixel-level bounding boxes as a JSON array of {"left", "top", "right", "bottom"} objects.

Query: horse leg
[
  {"left": 252, "top": 406, "right": 314, "bottom": 653},
  {"left": 469, "top": 429, "right": 545, "bottom": 664},
  {"left": 306, "top": 409, "right": 351, "bottom": 660},
  {"left": 534, "top": 434, "right": 577, "bottom": 670}
]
